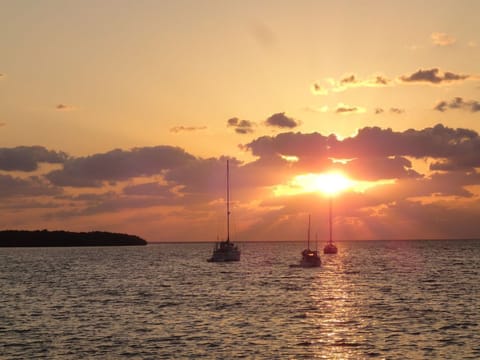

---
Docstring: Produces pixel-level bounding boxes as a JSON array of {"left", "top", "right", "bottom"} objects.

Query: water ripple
[{"left": 0, "top": 240, "right": 479, "bottom": 359}]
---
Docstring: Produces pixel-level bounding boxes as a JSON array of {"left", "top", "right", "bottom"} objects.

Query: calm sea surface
[{"left": 1, "top": 240, "right": 479, "bottom": 359}]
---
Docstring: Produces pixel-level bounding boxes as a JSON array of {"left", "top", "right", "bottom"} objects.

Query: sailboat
[
  {"left": 323, "top": 197, "right": 338, "bottom": 254},
  {"left": 207, "top": 160, "right": 241, "bottom": 262},
  {"left": 299, "top": 214, "right": 321, "bottom": 267}
]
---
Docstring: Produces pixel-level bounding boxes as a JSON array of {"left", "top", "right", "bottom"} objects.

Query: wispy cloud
[
  {"left": 335, "top": 104, "right": 366, "bottom": 114},
  {"left": 434, "top": 97, "right": 480, "bottom": 112},
  {"left": 374, "top": 108, "right": 405, "bottom": 115},
  {"left": 55, "top": 104, "right": 77, "bottom": 111},
  {"left": 312, "top": 74, "right": 391, "bottom": 95},
  {"left": 431, "top": 32, "right": 456, "bottom": 46},
  {"left": 328, "top": 74, "right": 391, "bottom": 92},
  {"left": 311, "top": 83, "right": 329, "bottom": 95},
  {"left": 467, "top": 40, "right": 477, "bottom": 48},
  {"left": 170, "top": 125, "right": 207, "bottom": 133}
]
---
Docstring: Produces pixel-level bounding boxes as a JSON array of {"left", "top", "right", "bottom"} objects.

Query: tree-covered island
[{"left": 0, "top": 230, "right": 147, "bottom": 247}]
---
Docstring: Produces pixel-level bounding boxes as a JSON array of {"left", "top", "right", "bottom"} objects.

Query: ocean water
[{"left": 1, "top": 240, "right": 479, "bottom": 359}]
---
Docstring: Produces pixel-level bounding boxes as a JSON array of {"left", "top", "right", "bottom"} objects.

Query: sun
[
  {"left": 301, "top": 172, "right": 353, "bottom": 195},
  {"left": 274, "top": 171, "right": 354, "bottom": 197}
]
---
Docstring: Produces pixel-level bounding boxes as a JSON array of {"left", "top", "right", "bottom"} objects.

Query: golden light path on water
[{"left": 306, "top": 255, "right": 367, "bottom": 359}]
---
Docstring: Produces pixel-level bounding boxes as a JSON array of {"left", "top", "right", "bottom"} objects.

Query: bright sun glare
[
  {"left": 297, "top": 172, "right": 353, "bottom": 195},
  {"left": 274, "top": 172, "right": 354, "bottom": 197}
]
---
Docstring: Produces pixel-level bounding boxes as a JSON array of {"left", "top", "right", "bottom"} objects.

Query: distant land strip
[{"left": 0, "top": 230, "right": 147, "bottom": 247}]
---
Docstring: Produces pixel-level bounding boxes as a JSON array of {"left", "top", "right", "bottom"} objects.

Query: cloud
[
  {"left": 46, "top": 146, "right": 196, "bottom": 187},
  {"left": 390, "top": 108, "right": 405, "bottom": 114},
  {"left": 0, "top": 174, "right": 61, "bottom": 198},
  {"left": 400, "top": 68, "right": 468, "bottom": 84},
  {"left": 0, "top": 146, "right": 68, "bottom": 172},
  {"left": 325, "top": 74, "right": 391, "bottom": 92},
  {"left": 245, "top": 123, "right": 480, "bottom": 176},
  {"left": 467, "top": 40, "right": 477, "bottom": 48},
  {"left": 374, "top": 76, "right": 389, "bottom": 85},
  {"left": 431, "top": 32, "right": 456, "bottom": 46},
  {"left": 335, "top": 104, "right": 366, "bottom": 114},
  {"left": 54, "top": 193, "right": 176, "bottom": 217},
  {"left": 123, "top": 182, "right": 174, "bottom": 197},
  {"left": 340, "top": 74, "right": 356, "bottom": 85},
  {"left": 3, "top": 123, "right": 480, "bottom": 241},
  {"left": 311, "top": 83, "right": 328, "bottom": 95},
  {"left": 55, "top": 104, "right": 76, "bottom": 111},
  {"left": 344, "top": 156, "right": 421, "bottom": 181},
  {"left": 434, "top": 97, "right": 480, "bottom": 113},
  {"left": 227, "top": 117, "right": 255, "bottom": 134},
  {"left": 355, "top": 199, "right": 480, "bottom": 240},
  {"left": 334, "top": 124, "right": 479, "bottom": 159},
  {"left": 264, "top": 113, "right": 299, "bottom": 128},
  {"left": 170, "top": 125, "right": 207, "bottom": 133},
  {"left": 374, "top": 108, "right": 404, "bottom": 115}
]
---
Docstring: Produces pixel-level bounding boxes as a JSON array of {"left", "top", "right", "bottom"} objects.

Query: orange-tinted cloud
[
  {"left": 0, "top": 174, "right": 61, "bottom": 198},
  {"left": 2, "top": 124, "right": 480, "bottom": 241},
  {"left": 431, "top": 32, "right": 456, "bottom": 46},
  {"left": 170, "top": 125, "right": 207, "bottom": 133}
]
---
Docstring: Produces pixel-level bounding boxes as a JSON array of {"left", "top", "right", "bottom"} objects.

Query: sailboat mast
[
  {"left": 308, "top": 214, "right": 311, "bottom": 249},
  {"left": 226, "top": 160, "right": 230, "bottom": 242},
  {"left": 329, "top": 197, "right": 333, "bottom": 245}
]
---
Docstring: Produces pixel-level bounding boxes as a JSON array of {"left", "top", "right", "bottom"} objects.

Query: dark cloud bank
[{"left": 2, "top": 123, "right": 480, "bottom": 240}]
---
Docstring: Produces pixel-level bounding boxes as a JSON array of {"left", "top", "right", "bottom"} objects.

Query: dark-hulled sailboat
[
  {"left": 208, "top": 160, "right": 241, "bottom": 262},
  {"left": 299, "top": 214, "right": 321, "bottom": 267},
  {"left": 323, "top": 197, "right": 338, "bottom": 254}
]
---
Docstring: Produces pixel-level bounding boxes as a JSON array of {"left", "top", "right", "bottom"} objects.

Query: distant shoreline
[{"left": 0, "top": 230, "right": 147, "bottom": 247}]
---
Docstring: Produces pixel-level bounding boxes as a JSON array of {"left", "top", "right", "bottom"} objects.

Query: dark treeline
[{"left": 0, "top": 230, "right": 147, "bottom": 247}]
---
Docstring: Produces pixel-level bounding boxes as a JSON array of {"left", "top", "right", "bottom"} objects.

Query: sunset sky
[{"left": 1, "top": 0, "right": 480, "bottom": 242}]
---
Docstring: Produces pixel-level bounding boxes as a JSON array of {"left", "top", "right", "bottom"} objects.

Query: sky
[{"left": 1, "top": 0, "right": 480, "bottom": 242}]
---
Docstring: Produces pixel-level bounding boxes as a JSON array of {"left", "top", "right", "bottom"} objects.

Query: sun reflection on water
[{"left": 298, "top": 253, "right": 372, "bottom": 359}]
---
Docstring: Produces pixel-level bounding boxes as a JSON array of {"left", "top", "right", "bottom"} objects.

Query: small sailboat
[
  {"left": 208, "top": 160, "right": 241, "bottom": 262},
  {"left": 323, "top": 197, "right": 338, "bottom": 254},
  {"left": 299, "top": 214, "right": 321, "bottom": 268}
]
